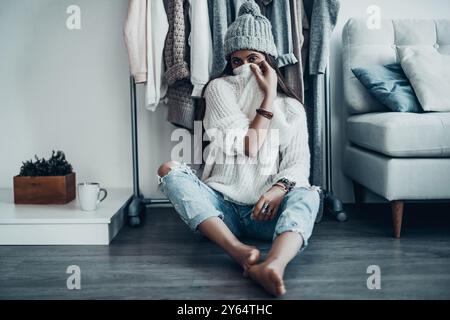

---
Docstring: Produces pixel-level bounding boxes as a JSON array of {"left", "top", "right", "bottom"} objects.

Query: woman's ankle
[
  {"left": 261, "top": 257, "right": 287, "bottom": 273},
  {"left": 227, "top": 241, "right": 251, "bottom": 256}
]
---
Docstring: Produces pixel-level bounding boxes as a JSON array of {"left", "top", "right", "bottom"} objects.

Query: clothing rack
[
  {"left": 323, "top": 65, "right": 347, "bottom": 222},
  {"left": 124, "top": 69, "right": 346, "bottom": 227},
  {"left": 125, "top": 76, "right": 170, "bottom": 227}
]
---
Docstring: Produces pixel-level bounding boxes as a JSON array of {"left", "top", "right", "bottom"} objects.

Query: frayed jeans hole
[
  {"left": 157, "top": 174, "right": 164, "bottom": 185},
  {"left": 156, "top": 162, "right": 193, "bottom": 185}
]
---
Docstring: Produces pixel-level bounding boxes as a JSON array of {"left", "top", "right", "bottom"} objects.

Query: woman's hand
[
  {"left": 251, "top": 185, "right": 286, "bottom": 222},
  {"left": 250, "top": 60, "right": 278, "bottom": 101}
]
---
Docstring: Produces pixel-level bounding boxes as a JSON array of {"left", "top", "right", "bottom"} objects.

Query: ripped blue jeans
[{"left": 157, "top": 162, "right": 320, "bottom": 251}]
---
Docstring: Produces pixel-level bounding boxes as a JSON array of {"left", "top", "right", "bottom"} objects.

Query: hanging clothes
[
  {"left": 124, "top": 0, "right": 169, "bottom": 111},
  {"left": 188, "top": 0, "right": 213, "bottom": 98},
  {"left": 256, "top": 0, "right": 298, "bottom": 68},
  {"left": 208, "top": 0, "right": 248, "bottom": 78},
  {"left": 300, "top": 0, "right": 310, "bottom": 78},
  {"left": 146, "top": 0, "right": 169, "bottom": 111},
  {"left": 309, "top": 0, "right": 340, "bottom": 75},
  {"left": 284, "top": 0, "right": 309, "bottom": 104},
  {"left": 124, "top": 0, "right": 147, "bottom": 84},
  {"left": 163, "top": 0, "right": 196, "bottom": 131},
  {"left": 303, "top": 0, "right": 340, "bottom": 199},
  {"left": 163, "top": 0, "right": 191, "bottom": 85}
]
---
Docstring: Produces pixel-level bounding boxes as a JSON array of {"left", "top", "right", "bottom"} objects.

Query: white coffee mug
[{"left": 77, "top": 182, "right": 108, "bottom": 211}]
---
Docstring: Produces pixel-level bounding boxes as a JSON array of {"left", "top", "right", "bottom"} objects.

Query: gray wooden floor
[{"left": 1, "top": 203, "right": 449, "bottom": 300}]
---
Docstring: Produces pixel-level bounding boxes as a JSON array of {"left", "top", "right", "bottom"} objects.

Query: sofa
[{"left": 342, "top": 18, "right": 450, "bottom": 238}]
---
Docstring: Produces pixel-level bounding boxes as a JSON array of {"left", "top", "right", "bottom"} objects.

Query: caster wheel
[
  {"left": 325, "top": 190, "right": 348, "bottom": 222},
  {"left": 128, "top": 216, "right": 142, "bottom": 227},
  {"left": 332, "top": 210, "right": 348, "bottom": 222},
  {"left": 127, "top": 197, "right": 145, "bottom": 227}
]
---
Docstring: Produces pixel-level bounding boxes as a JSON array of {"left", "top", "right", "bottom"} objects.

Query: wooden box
[{"left": 13, "top": 172, "right": 76, "bottom": 204}]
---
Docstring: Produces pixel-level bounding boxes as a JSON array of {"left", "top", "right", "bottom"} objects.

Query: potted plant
[{"left": 13, "top": 150, "right": 76, "bottom": 204}]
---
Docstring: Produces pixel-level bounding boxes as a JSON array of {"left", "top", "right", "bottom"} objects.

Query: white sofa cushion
[
  {"left": 398, "top": 46, "right": 450, "bottom": 112},
  {"left": 347, "top": 112, "right": 450, "bottom": 157},
  {"left": 343, "top": 145, "right": 450, "bottom": 201}
]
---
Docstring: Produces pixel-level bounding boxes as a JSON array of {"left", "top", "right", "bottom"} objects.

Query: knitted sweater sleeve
[
  {"left": 203, "top": 79, "right": 250, "bottom": 156},
  {"left": 123, "top": 0, "right": 147, "bottom": 83},
  {"left": 272, "top": 105, "right": 311, "bottom": 186}
]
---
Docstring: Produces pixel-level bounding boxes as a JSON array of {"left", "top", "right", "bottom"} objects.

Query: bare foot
[
  {"left": 229, "top": 244, "right": 260, "bottom": 276},
  {"left": 247, "top": 262, "right": 286, "bottom": 296}
]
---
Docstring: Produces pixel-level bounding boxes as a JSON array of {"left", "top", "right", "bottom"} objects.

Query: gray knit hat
[{"left": 223, "top": 1, "right": 278, "bottom": 59}]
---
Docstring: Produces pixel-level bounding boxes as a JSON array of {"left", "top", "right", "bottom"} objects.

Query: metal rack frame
[
  {"left": 125, "top": 76, "right": 169, "bottom": 227},
  {"left": 324, "top": 66, "right": 347, "bottom": 222}
]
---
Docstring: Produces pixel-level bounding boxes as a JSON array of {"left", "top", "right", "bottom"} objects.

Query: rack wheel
[
  {"left": 325, "top": 190, "right": 348, "bottom": 222},
  {"left": 127, "top": 197, "right": 145, "bottom": 227}
]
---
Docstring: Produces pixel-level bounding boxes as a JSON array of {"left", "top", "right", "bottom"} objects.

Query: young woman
[{"left": 157, "top": 2, "right": 320, "bottom": 297}]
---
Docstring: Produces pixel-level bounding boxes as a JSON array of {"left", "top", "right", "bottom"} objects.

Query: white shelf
[{"left": 0, "top": 188, "right": 132, "bottom": 245}]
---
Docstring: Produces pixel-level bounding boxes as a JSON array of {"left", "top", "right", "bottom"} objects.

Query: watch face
[{"left": 278, "top": 179, "right": 295, "bottom": 191}]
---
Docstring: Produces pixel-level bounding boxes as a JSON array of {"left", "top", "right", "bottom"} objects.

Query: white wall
[
  {"left": 2, "top": 0, "right": 450, "bottom": 201},
  {"left": 0, "top": 0, "right": 177, "bottom": 198},
  {"left": 330, "top": 0, "right": 450, "bottom": 203}
]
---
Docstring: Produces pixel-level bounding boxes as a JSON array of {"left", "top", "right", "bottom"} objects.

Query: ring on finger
[{"left": 261, "top": 202, "right": 270, "bottom": 215}]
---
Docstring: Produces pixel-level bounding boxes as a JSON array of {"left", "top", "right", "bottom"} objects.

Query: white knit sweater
[{"left": 201, "top": 64, "right": 312, "bottom": 205}]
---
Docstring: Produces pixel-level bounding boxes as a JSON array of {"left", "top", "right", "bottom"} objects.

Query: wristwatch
[{"left": 275, "top": 178, "right": 296, "bottom": 193}]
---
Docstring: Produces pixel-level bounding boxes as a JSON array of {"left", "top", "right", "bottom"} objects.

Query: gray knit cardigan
[{"left": 163, "top": 0, "right": 196, "bottom": 131}]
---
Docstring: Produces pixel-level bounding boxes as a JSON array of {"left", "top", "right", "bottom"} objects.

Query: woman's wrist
[
  {"left": 271, "top": 183, "right": 287, "bottom": 195},
  {"left": 261, "top": 94, "right": 275, "bottom": 111},
  {"left": 264, "top": 89, "right": 277, "bottom": 102}
]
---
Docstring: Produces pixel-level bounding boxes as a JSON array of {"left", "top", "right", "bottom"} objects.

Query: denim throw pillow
[{"left": 352, "top": 64, "right": 422, "bottom": 113}]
